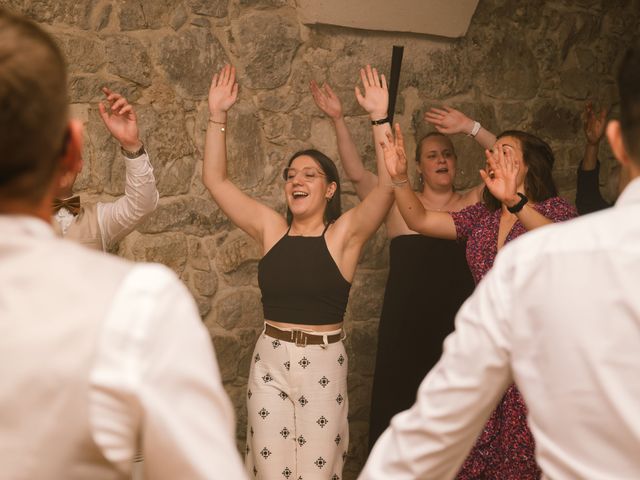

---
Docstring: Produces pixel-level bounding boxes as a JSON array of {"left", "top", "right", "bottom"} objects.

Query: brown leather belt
[{"left": 264, "top": 323, "right": 343, "bottom": 347}]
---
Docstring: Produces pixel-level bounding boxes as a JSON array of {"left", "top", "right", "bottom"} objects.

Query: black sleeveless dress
[{"left": 368, "top": 234, "right": 475, "bottom": 450}]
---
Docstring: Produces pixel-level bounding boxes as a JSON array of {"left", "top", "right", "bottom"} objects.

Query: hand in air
[
  {"left": 355, "top": 64, "right": 388, "bottom": 119},
  {"left": 381, "top": 123, "right": 409, "bottom": 181},
  {"left": 582, "top": 101, "right": 608, "bottom": 146},
  {"left": 98, "top": 88, "right": 141, "bottom": 151},
  {"left": 310, "top": 80, "right": 343, "bottom": 120},
  {"left": 424, "top": 105, "right": 474, "bottom": 135},
  {"left": 479, "top": 146, "right": 519, "bottom": 205},
  {"left": 208, "top": 64, "right": 239, "bottom": 115}
]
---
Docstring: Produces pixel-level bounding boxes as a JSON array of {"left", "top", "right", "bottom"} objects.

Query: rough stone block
[
  {"left": 131, "top": 232, "right": 188, "bottom": 276},
  {"left": 157, "top": 27, "right": 227, "bottom": 98},
  {"left": 104, "top": 35, "right": 152, "bottom": 87},
  {"left": 231, "top": 9, "right": 301, "bottom": 89},
  {"left": 137, "top": 197, "right": 225, "bottom": 236},
  {"left": 210, "top": 288, "right": 263, "bottom": 330}
]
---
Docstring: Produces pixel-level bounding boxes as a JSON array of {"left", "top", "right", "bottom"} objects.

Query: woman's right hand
[
  {"left": 208, "top": 64, "right": 238, "bottom": 116},
  {"left": 355, "top": 64, "right": 388, "bottom": 120},
  {"left": 310, "top": 80, "right": 343, "bottom": 120},
  {"left": 381, "top": 123, "right": 409, "bottom": 181},
  {"left": 583, "top": 101, "right": 608, "bottom": 146}
]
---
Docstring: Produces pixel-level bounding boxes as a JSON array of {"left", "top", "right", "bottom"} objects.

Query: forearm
[
  {"left": 511, "top": 202, "right": 553, "bottom": 230},
  {"left": 582, "top": 143, "right": 599, "bottom": 171},
  {"left": 576, "top": 161, "right": 608, "bottom": 215},
  {"left": 202, "top": 111, "right": 229, "bottom": 191},
  {"left": 473, "top": 126, "right": 497, "bottom": 151},
  {"left": 333, "top": 116, "right": 377, "bottom": 193},
  {"left": 98, "top": 152, "right": 159, "bottom": 246},
  {"left": 392, "top": 181, "right": 456, "bottom": 239}
]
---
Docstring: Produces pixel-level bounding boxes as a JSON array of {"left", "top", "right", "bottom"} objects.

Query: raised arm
[
  {"left": 382, "top": 124, "right": 457, "bottom": 239},
  {"left": 202, "top": 65, "right": 283, "bottom": 247},
  {"left": 310, "top": 80, "right": 377, "bottom": 199},
  {"left": 424, "top": 105, "right": 497, "bottom": 150},
  {"left": 340, "top": 65, "right": 396, "bottom": 245},
  {"left": 96, "top": 87, "right": 159, "bottom": 248},
  {"left": 480, "top": 147, "right": 553, "bottom": 230},
  {"left": 576, "top": 101, "right": 609, "bottom": 214}
]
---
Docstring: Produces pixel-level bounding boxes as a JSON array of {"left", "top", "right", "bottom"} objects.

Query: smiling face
[
  {"left": 490, "top": 135, "right": 529, "bottom": 188},
  {"left": 284, "top": 154, "right": 336, "bottom": 222},
  {"left": 417, "top": 134, "right": 457, "bottom": 191}
]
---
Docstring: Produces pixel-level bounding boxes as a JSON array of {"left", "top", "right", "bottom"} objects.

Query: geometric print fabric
[{"left": 245, "top": 331, "right": 349, "bottom": 479}]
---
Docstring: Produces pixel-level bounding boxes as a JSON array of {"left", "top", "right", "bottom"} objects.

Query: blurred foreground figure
[
  {"left": 0, "top": 8, "right": 247, "bottom": 480},
  {"left": 360, "top": 40, "right": 640, "bottom": 480}
]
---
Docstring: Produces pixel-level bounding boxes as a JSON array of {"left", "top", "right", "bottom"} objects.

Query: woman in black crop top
[{"left": 203, "top": 64, "right": 394, "bottom": 479}]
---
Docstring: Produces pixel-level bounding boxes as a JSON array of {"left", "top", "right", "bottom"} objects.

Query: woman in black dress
[{"left": 310, "top": 86, "right": 496, "bottom": 450}]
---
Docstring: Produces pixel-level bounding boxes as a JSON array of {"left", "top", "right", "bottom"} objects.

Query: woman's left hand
[
  {"left": 480, "top": 146, "right": 520, "bottom": 206},
  {"left": 355, "top": 64, "right": 388, "bottom": 120}
]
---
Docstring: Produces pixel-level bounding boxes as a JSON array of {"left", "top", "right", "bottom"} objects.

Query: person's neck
[
  {"left": 0, "top": 196, "right": 54, "bottom": 224},
  {"left": 419, "top": 185, "right": 456, "bottom": 210},
  {"left": 55, "top": 186, "right": 74, "bottom": 199},
  {"left": 289, "top": 217, "right": 326, "bottom": 236}
]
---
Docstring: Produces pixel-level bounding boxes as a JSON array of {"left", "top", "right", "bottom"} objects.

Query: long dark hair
[
  {"left": 285, "top": 149, "right": 342, "bottom": 225},
  {"left": 483, "top": 130, "right": 558, "bottom": 211}
]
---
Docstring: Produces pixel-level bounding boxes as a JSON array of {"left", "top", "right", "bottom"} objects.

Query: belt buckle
[{"left": 291, "top": 329, "right": 308, "bottom": 348}]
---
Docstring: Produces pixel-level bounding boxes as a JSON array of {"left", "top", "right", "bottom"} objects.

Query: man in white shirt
[
  {"left": 360, "top": 41, "right": 640, "bottom": 480},
  {"left": 0, "top": 8, "right": 247, "bottom": 480},
  {"left": 52, "top": 86, "right": 158, "bottom": 251}
]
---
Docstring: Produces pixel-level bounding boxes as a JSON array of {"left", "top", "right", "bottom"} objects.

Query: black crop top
[{"left": 257, "top": 225, "right": 351, "bottom": 325}]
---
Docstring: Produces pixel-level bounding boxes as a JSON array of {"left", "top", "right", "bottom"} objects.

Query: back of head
[
  {"left": 618, "top": 39, "right": 640, "bottom": 164},
  {"left": 0, "top": 8, "right": 68, "bottom": 205}
]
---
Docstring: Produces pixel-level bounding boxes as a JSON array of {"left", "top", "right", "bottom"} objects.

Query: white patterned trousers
[{"left": 245, "top": 328, "right": 349, "bottom": 480}]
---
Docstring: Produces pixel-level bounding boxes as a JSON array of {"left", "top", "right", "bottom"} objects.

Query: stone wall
[{"left": 3, "top": 0, "right": 639, "bottom": 477}]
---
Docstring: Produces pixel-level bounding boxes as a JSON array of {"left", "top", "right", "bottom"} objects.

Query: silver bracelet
[{"left": 390, "top": 178, "right": 409, "bottom": 187}]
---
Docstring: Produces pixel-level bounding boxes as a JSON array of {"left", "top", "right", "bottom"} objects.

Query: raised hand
[
  {"left": 98, "top": 87, "right": 141, "bottom": 151},
  {"left": 381, "top": 123, "right": 408, "bottom": 181},
  {"left": 583, "top": 101, "right": 608, "bottom": 146},
  {"left": 479, "top": 146, "right": 519, "bottom": 205},
  {"left": 310, "top": 80, "right": 343, "bottom": 120},
  {"left": 208, "top": 64, "right": 238, "bottom": 116},
  {"left": 355, "top": 65, "right": 388, "bottom": 119},
  {"left": 424, "top": 106, "right": 474, "bottom": 135}
]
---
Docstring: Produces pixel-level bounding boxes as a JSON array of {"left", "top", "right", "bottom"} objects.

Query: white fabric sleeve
[
  {"left": 89, "top": 264, "right": 247, "bottom": 479},
  {"left": 96, "top": 152, "right": 159, "bottom": 249},
  {"left": 359, "top": 252, "right": 516, "bottom": 480}
]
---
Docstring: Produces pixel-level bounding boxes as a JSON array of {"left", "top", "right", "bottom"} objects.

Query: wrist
[
  {"left": 467, "top": 120, "right": 481, "bottom": 137},
  {"left": 369, "top": 112, "right": 388, "bottom": 121},
  {"left": 120, "top": 139, "right": 143, "bottom": 153},
  {"left": 504, "top": 193, "right": 522, "bottom": 208},
  {"left": 209, "top": 111, "right": 228, "bottom": 123}
]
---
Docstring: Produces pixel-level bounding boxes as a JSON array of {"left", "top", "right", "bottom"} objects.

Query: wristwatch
[
  {"left": 507, "top": 192, "right": 528, "bottom": 213},
  {"left": 120, "top": 143, "right": 146, "bottom": 159}
]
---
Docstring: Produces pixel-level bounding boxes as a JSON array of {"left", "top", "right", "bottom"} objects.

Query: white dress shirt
[
  {"left": 54, "top": 152, "right": 159, "bottom": 250},
  {"left": 0, "top": 216, "right": 247, "bottom": 479},
  {"left": 360, "top": 177, "right": 640, "bottom": 480}
]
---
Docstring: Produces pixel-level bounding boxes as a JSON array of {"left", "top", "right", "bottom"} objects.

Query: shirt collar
[
  {"left": 0, "top": 214, "right": 56, "bottom": 239},
  {"left": 615, "top": 176, "right": 640, "bottom": 207}
]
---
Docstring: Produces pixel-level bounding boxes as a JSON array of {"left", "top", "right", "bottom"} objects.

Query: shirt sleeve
[
  {"left": 575, "top": 161, "right": 611, "bottom": 215},
  {"left": 96, "top": 152, "right": 159, "bottom": 249},
  {"left": 89, "top": 264, "right": 248, "bottom": 479},
  {"left": 450, "top": 202, "right": 486, "bottom": 242},
  {"left": 358, "top": 248, "right": 516, "bottom": 480},
  {"left": 535, "top": 196, "right": 578, "bottom": 223}
]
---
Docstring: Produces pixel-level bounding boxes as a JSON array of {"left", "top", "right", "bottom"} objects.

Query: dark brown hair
[
  {"left": 0, "top": 8, "right": 69, "bottom": 204},
  {"left": 285, "top": 149, "right": 342, "bottom": 225},
  {"left": 483, "top": 130, "right": 558, "bottom": 211}
]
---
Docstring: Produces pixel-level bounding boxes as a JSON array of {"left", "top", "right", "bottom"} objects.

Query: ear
[
  {"left": 607, "top": 119, "right": 630, "bottom": 168},
  {"left": 326, "top": 181, "right": 337, "bottom": 199},
  {"left": 59, "top": 120, "right": 84, "bottom": 175}
]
